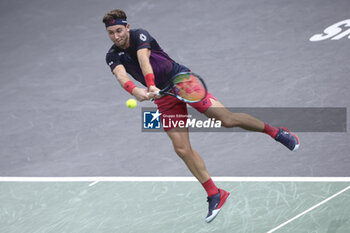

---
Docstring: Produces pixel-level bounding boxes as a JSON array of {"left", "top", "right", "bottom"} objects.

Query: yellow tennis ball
[{"left": 126, "top": 98, "right": 137, "bottom": 109}]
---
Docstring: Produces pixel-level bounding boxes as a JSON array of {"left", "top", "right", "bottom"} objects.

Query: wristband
[
  {"left": 124, "top": 81, "right": 136, "bottom": 95},
  {"left": 145, "top": 73, "right": 155, "bottom": 88}
]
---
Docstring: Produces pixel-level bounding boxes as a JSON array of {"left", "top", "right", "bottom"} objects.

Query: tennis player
[{"left": 103, "top": 9, "right": 300, "bottom": 223}]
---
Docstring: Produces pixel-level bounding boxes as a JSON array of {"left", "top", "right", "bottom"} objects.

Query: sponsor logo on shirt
[{"left": 139, "top": 33, "right": 147, "bottom": 42}]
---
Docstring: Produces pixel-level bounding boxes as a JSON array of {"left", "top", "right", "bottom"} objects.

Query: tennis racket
[{"left": 157, "top": 72, "right": 208, "bottom": 103}]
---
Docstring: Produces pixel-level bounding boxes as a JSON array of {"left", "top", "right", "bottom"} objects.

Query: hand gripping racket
[{"left": 156, "top": 72, "right": 208, "bottom": 103}]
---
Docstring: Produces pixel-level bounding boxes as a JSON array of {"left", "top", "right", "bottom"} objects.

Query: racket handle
[
  {"left": 147, "top": 91, "right": 161, "bottom": 96},
  {"left": 147, "top": 91, "right": 160, "bottom": 101}
]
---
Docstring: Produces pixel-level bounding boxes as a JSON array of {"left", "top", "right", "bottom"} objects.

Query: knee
[
  {"left": 219, "top": 116, "right": 240, "bottom": 128},
  {"left": 173, "top": 144, "right": 192, "bottom": 160},
  {"left": 219, "top": 113, "right": 251, "bottom": 128}
]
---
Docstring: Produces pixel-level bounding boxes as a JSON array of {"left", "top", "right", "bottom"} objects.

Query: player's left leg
[
  {"left": 190, "top": 94, "right": 300, "bottom": 151},
  {"left": 205, "top": 98, "right": 300, "bottom": 151},
  {"left": 204, "top": 98, "right": 265, "bottom": 131}
]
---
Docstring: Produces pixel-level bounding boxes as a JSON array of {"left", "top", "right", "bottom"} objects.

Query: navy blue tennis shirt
[{"left": 106, "top": 28, "right": 189, "bottom": 89}]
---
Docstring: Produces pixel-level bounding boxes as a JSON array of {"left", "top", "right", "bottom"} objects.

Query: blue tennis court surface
[{"left": 1, "top": 178, "right": 349, "bottom": 233}]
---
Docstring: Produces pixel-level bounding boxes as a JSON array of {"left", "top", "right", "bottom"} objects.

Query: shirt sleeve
[
  {"left": 134, "top": 29, "right": 152, "bottom": 50},
  {"left": 105, "top": 51, "right": 122, "bottom": 73}
]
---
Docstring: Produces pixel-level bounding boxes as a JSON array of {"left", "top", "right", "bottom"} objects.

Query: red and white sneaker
[{"left": 205, "top": 189, "right": 230, "bottom": 223}]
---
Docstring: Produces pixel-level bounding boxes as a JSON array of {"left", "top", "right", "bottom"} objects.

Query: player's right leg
[
  {"left": 155, "top": 95, "right": 229, "bottom": 222},
  {"left": 166, "top": 127, "right": 230, "bottom": 223},
  {"left": 166, "top": 127, "right": 210, "bottom": 183}
]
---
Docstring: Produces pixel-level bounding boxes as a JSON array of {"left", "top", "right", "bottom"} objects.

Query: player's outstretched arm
[
  {"left": 113, "top": 64, "right": 149, "bottom": 101},
  {"left": 137, "top": 48, "right": 160, "bottom": 99},
  {"left": 136, "top": 48, "right": 153, "bottom": 76}
]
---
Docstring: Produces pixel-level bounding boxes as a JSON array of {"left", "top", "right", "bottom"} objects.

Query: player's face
[{"left": 107, "top": 24, "right": 130, "bottom": 49}]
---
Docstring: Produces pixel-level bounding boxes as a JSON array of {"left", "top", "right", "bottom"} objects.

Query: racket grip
[
  {"left": 147, "top": 91, "right": 160, "bottom": 101},
  {"left": 147, "top": 91, "right": 161, "bottom": 96}
]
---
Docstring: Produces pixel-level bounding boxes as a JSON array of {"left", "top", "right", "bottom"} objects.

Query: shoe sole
[
  {"left": 289, "top": 131, "right": 300, "bottom": 152},
  {"left": 293, "top": 143, "right": 300, "bottom": 152},
  {"left": 205, "top": 191, "right": 230, "bottom": 223}
]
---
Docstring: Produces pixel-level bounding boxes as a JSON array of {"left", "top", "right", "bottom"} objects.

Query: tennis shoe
[
  {"left": 205, "top": 189, "right": 230, "bottom": 223},
  {"left": 274, "top": 127, "right": 300, "bottom": 151}
]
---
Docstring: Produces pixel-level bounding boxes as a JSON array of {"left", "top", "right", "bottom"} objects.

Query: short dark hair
[{"left": 102, "top": 9, "right": 127, "bottom": 24}]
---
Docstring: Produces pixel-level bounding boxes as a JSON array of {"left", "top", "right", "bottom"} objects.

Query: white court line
[
  {"left": 88, "top": 181, "right": 100, "bottom": 187},
  {"left": 266, "top": 185, "right": 350, "bottom": 233},
  {"left": 0, "top": 177, "right": 350, "bottom": 182}
]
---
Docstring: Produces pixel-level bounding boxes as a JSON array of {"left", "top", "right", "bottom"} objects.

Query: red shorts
[{"left": 154, "top": 92, "right": 217, "bottom": 131}]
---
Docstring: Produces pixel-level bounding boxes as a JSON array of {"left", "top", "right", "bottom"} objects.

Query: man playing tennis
[{"left": 103, "top": 9, "right": 300, "bottom": 223}]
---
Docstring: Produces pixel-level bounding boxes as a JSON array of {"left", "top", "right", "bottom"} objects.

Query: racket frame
[{"left": 158, "top": 72, "right": 208, "bottom": 103}]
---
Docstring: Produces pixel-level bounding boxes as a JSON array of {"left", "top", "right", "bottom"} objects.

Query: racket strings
[{"left": 174, "top": 74, "right": 206, "bottom": 102}]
